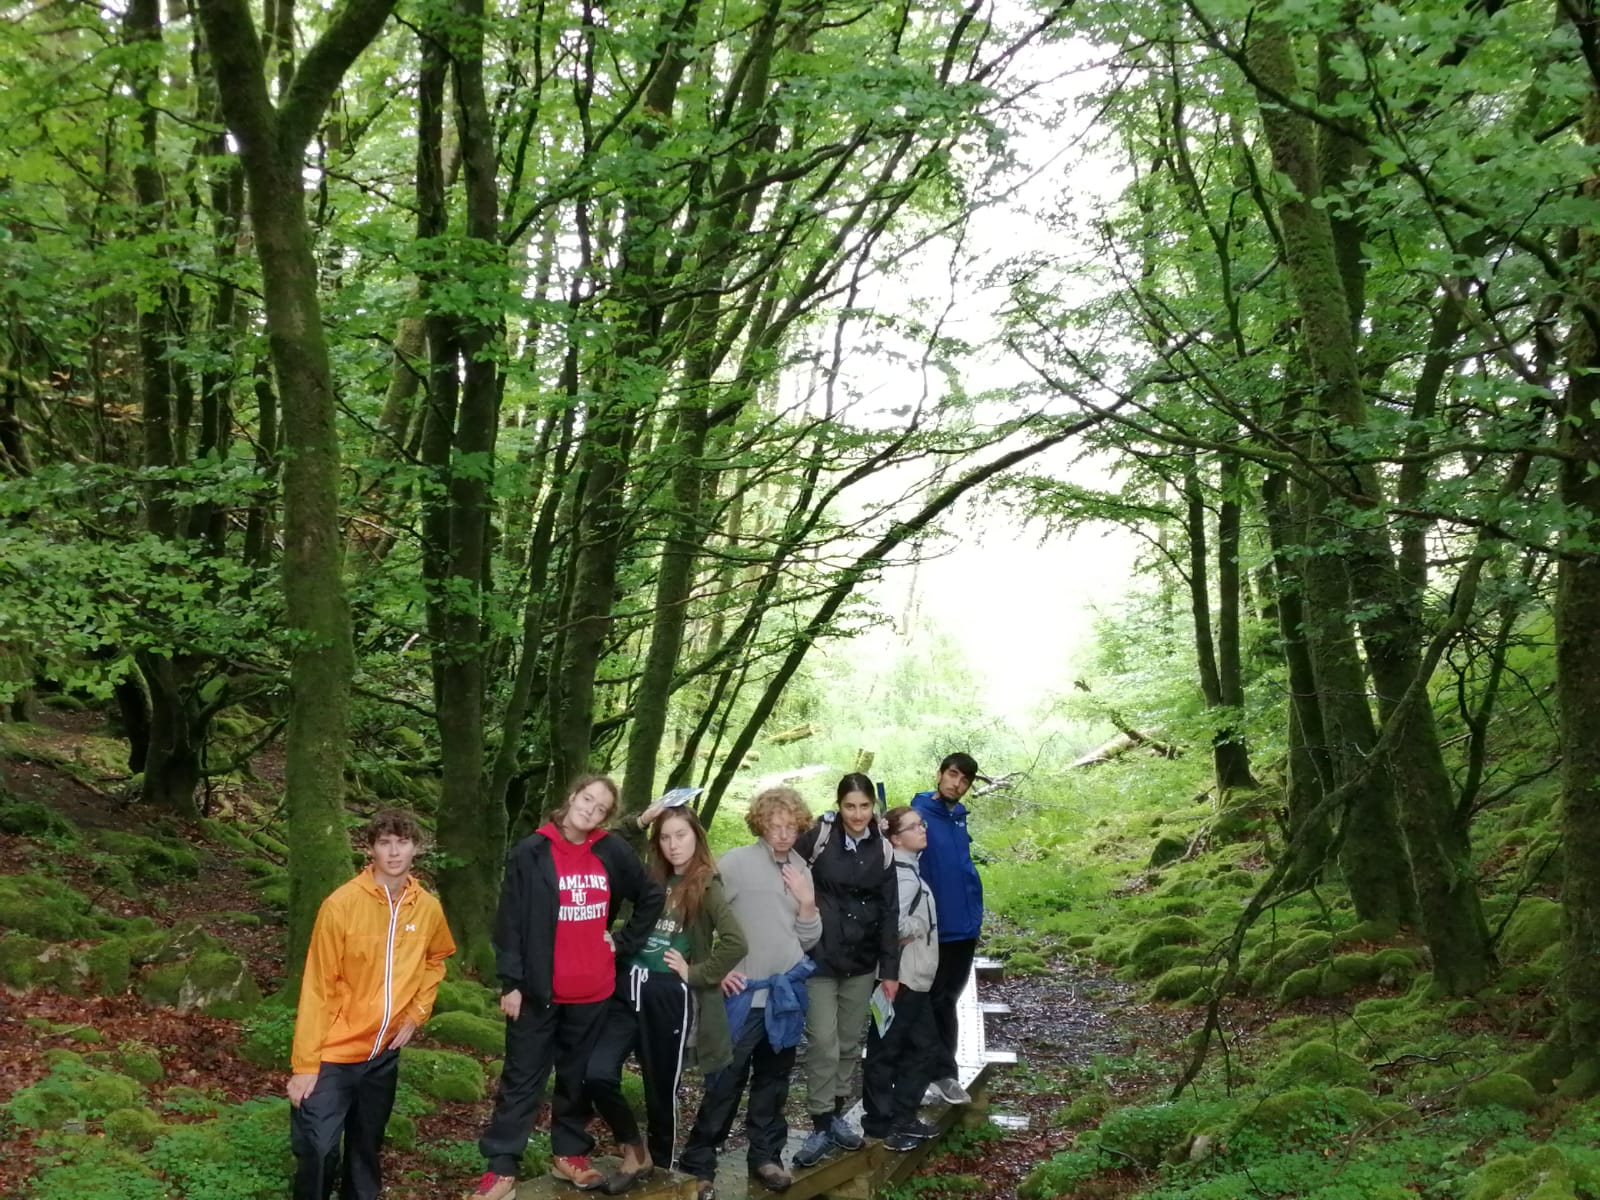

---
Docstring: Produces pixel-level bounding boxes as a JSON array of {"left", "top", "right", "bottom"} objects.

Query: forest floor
[{"left": 0, "top": 707, "right": 1194, "bottom": 1200}]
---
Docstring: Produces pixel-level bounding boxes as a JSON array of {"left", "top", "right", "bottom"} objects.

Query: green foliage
[
  {"left": 5, "top": 1060, "right": 145, "bottom": 1129},
  {"left": 91, "top": 830, "right": 202, "bottom": 881},
  {"left": 103, "top": 1106, "right": 164, "bottom": 1148},
  {"left": 239, "top": 999, "right": 297, "bottom": 1071},
  {"left": 1460, "top": 1073, "right": 1542, "bottom": 1113},
  {"left": 0, "top": 873, "right": 104, "bottom": 939},
  {"left": 146, "top": 1099, "right": 293, "bottom": 1200}
]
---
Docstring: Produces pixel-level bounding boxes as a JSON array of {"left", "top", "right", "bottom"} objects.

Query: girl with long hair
[
  {"left": 790, "top": 772, "right": 899, "bottom": 1168},
  {"left": 581, "top": 805, "right": 748, "bottom": 1194}
]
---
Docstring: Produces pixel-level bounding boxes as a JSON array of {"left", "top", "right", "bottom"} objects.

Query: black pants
[
  {"left": 927, "top": 938, "right": 976, "bottom": 1081},
  {"left": 679, "top": 1008, "right": 795, "bottom": 1179},
  {"left": 861, "top": 987, "right": 939, "bottom": 1135},
  {"left": 290, "top": 1049, "right": 399, "bottom": 1200},
  {"left": 479, "top": 999, "right": 609, "bottom": 1173},
  {"left": 583, "top": 967, "right": 693, "bottom": 1168}
]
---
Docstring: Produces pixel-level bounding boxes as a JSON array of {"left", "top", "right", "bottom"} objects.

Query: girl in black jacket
[
  {"left": 791, "top": 772, "right": 899, "bottom": 1167},
  {"left": 466, "top": 775, "right": 665, "bottom": 1200}
]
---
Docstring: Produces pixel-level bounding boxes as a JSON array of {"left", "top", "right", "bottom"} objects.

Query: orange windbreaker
[{"left": 291, "top": 868, "right": 457, "bottom": 1074}]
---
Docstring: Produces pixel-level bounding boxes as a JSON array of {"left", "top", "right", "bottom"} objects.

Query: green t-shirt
[{"left": 633, "top": 875, "right": 691, "bottom": 972}]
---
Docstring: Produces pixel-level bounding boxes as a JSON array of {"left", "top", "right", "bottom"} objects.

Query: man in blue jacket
[{"left": 909, "top": 752, "right": 983, "bottom": 1105}]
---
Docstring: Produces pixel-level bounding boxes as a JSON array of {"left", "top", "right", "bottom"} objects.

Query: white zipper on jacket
[{"left": 369, "top": 887, "right": 402, "bottom": 1059}]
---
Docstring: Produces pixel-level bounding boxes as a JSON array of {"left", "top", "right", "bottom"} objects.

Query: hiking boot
[
  {"left": 749, "top": 1162, "right": 793, "bottom": 1192},
  {"left": 792, "top": 1129, "right": 836, "bottom": 1168},
  {"left": 466, "top": 1173, "right": 516, "bottom": 1200},
  {"left": 883, "top": 1130, "right": 920, "bottom": 1152},
  {"left": 896, "top": 1117, "right": 942, "bottom": 1141},
  {"left": 695, "top": 1183, "right": 716, "bottom": 1200},
  {"left": 551, "top": 1155, "right": 606, "bottom": 1190},
  {"left": 926, "top": 1076, "right": 971, "bottom": 1105},
  {"left": 827, "top": 1114, "right": 864, "bottom": 1151},
  {"left": 602, "top": 1143, "right": 655, "bottom": 1194}
]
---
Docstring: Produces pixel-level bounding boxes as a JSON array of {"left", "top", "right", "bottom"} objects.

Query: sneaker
[
  {"left": 602, "top": 1155, "right": 655, "bottom": 1194},
  {"left": 827, "top": 1114, "right": 864, "bottom": 1151},
  {"left": 895, "top": 1117, "right": 942, "bottom": 1141},
  {"left": 884, "top": 1130, "right": 920, "bottom": 1152},
  {"left": 929, "top": 1076, "right": 971, "bottom": 1104},
  {"left": 792, "top": 1129, "right": 837, "bottom": 1169},
  {"left": 467, "top": 1173, "right": 516, "bottom": 1200},
  {"left": 750, "top": 1161, "right": 793, "bottom": 1192},
  {"left": 551, "top": 1155, "right": 606, "bottom": 1190}
]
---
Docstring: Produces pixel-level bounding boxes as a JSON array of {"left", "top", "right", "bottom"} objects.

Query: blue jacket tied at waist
[{"left": 723, "top": 957, "right": 818, "bottom": 1051}]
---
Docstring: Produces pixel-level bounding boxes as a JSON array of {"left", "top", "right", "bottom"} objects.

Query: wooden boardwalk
[{"left": 514, "top": 957, "right": 1015, "bottom": 1200}]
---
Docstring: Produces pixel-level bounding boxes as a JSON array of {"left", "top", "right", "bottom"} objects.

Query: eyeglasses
[{"left": 896, "top": 820, "right": 926, "bottom": 832}]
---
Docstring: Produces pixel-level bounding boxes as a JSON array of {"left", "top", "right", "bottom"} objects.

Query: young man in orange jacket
[{"left": 288, "top": 809, "right": 456, "bottom": 1200}]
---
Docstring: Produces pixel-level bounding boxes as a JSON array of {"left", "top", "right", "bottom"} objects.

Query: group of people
[{"left": 285, "top": 752, "right": 989, "bottom": 1200}]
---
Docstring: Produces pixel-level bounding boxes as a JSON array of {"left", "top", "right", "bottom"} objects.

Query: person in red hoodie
[
  {"left": 466, "top": 775, "right": 666, "bottom": 1199},
  {"left": 289, "top": 808, "right": 455, "bottom": 1200}
]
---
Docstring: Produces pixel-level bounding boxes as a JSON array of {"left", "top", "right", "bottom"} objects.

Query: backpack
[{"left": 807, "top": 810, "right": 893, "bottom": 869}]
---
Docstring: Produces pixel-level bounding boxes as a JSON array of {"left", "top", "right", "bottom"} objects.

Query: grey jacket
[
  {"left": 892, "top": 848, "right": 939, "bottom": 991},
  {"left": 717, "top": 840, "right": 822, "bottom": 1006}
]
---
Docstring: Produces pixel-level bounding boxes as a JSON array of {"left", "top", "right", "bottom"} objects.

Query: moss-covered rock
[
  {"left": 1230, "top": 1087, "right": 1328, "bottom": 1135},
  {"left": 1278, "top": 967, "right": 1322, "bottom": 1004},
  {"left": 103, "top": 1105, "right": 164, "bottom": 1148},
  {"left": 91, "top": 830, "right": 201, "bottom": 881},
  {"left": 1501, "top": 898, "right": 1562, "bottom": 963},
  {"left": 0, "top": 797, "right": 80, "bottom": 841},
  {"left": 1463, "top": 1148, "right": 1590, "bottom": 1200},
  {"left": 1333, "top": 918, "right": 1401, "bottom": 945},
  {"left": 0, "top": 873, "right": 102, "bottom": 939},
  {"left": 1460, "top": 1072, "right": 1541, "bottom": 1112},
  {"left": 427, "top": 1010, "right": 506, "bottom": 1056},
  {"left": 1325, "top": 1086, "right": 1383, "bottom": 1122},
  {"left": 1148, "top": 965, "right": 1210, "bottom": 1003},
  {"left": 1268, "top": 1041, "right": 1367, "bottom": 1089},
  {"left": 1374, "top": 947, "right": 1423, "bottom": 987},
  {"left": 197, "top": 818, "right": 259, "bottom": 854},
  {"left": 434, "top": 979, "right": 501, "bottom": 1020},
  {"left": 400, "top": 1047, "right": 486, "bottom": 1103},
  {"left": 128, "top": 921, "right": 223, "bottom": 966},
  {"left": 1127, "top": 943, "right": 1205, "bottom": 980},
  {"left": 138, "top": 949, "right": 261, "bottom": 1016},
  {"left": 86, "top": 938, "right": 131, "bottom": 996},
  {"left": 1148, "top": 833, "right": 1188, "bottom": 868},
  {"left": 1271, "top": 931, "right": 1334, "bottom": 976},
  {"left": 0, "top": 932, "right": 49, "bottom": 988},
  {"left": 387, "top": 1110, "right": 418, "bottom": 1151},
  {"left": 113, "top": 1047, "right": 164, "bottom": 1085},
  {"left": 1055, "top": 1091, "right": 1110, "bottom": 1126},
  {"left": 1129, "top": 917, "right": 1205, "bottom": 965},
  {"left": 1329, "top": 952, "right": 1379, "bottom": 984},
  {"left": 1005, "top": 951, "right": 1051, "bottom": 976}
]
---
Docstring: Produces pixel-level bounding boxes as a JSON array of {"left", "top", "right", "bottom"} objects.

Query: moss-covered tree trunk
[
  {"left": 1556, "top": 83, "right": 1600, "bottom": 1093},
  {"left": 1248, "top": 13, "right": 1489, "bottom": 989},
  {"left": 423, "top": 0, "right": 505, "bottom": 975},
  {"left": 195, "top": 0, "right": 392, "bottom": 978}
]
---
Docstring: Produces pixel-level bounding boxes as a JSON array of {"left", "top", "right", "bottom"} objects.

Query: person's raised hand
[{"left": 780, "top": 863, "right": 814, "bottom": 907}]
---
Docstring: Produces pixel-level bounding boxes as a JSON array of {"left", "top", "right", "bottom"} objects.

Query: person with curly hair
[{"left": 678, "top": 787, "right": 821, "bottom": 1198}]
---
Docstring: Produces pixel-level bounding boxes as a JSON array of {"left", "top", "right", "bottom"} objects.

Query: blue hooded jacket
[{"left": 911, "top": 790, "right": 983, "bottom": 941}]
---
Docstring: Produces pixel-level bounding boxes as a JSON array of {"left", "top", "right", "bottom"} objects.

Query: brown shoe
[
  {"left": 466, "top": 1173, "right": 516, "bottom": 1200},
  {"left": 551, "top": 1155, "right": 606, "bottom": 1190},
  {"left": 601, "top": 1143, "right": 655, "bottom": 1194},
  {"left": 750, "top": 1162, "right": 793, "bottom": 1192}
]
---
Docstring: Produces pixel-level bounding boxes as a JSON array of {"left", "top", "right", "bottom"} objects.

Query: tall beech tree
[{"left": 195, "top": 0, "right": 394, "bottom": 970}]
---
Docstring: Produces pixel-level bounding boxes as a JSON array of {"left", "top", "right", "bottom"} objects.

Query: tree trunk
[
  {"left": 1248, "top": 14, "right": 1488, "bottom": 989},
  {"left": 1555, "top": 80, "right": 1600, "bottom": 1093},
  {"left": 426, "top": 0, "right": 507, "bottom": 975},
  {"left": 196, "top": 0, "right": 390, "bottom": 977}
]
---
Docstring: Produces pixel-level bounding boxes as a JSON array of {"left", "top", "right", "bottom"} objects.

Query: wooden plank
[
  {"left": 978, "top": 1000, "right": 1011, "bottom": 1016},
  {"left": 973, "top": 956, "right": 1005, "bottom": 982}
]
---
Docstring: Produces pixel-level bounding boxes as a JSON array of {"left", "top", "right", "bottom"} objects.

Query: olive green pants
[{"left": 801, "top": 971, "right": 876, "bottom": 1118}]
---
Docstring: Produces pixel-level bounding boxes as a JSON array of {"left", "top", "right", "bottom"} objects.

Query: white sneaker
[{"left": 930, "top": 1077, "right": 971, "bottom": 1105}]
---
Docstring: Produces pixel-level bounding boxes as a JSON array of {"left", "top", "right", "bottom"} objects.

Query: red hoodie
[{"left": 540, "top": 824, "right": 615, "bottom": 1004}]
